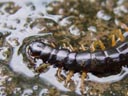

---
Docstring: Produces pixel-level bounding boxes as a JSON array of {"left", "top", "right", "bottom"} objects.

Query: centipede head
[{"left": 28, "top": 41, "right": 45, "bottom": 58}]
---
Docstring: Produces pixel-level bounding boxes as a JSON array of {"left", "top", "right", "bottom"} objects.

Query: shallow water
[{"left": 0, "top": 0, "right": 128, "bottom": 96}]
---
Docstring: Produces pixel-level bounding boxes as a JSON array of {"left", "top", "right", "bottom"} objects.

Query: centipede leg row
[{"left": 25, "top": 26, "right": 128, "bottom": 94}]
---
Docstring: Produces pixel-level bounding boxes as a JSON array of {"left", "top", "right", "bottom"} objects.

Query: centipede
[
  {"left": 24, "top": 24, "right": 128, "bottom": 94},
  {"left": 21, "top": 0, "right": 128, "bottom": 95}
]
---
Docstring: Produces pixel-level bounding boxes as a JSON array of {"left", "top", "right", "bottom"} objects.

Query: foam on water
[{"left": 0, "top": 0, "right": 127, "bottom": 95}]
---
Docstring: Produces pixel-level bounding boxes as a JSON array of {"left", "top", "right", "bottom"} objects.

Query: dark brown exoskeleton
[{"left": 26, "top": 31, "right": 128, "bottom": 95}]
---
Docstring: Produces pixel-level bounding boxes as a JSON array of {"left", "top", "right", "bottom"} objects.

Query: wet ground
[{"left": 0, "top": 0, "right": 128, "bottom": 96}]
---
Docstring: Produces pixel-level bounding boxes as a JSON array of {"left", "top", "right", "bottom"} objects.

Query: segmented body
[
  {"left": 22, "top": 0, "right": 128, "bottom": 94},
  {"left": 26, "top": 32, "right": 128, "bottom": 76}
]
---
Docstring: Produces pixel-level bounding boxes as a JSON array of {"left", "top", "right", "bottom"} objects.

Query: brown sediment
[{"left": 46, "top": 0, "right": 128, "bottom": 52}]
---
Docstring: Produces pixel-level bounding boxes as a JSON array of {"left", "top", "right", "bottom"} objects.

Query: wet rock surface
[{"left": 0, "top": 0, "right": 128, "bottom": 96}]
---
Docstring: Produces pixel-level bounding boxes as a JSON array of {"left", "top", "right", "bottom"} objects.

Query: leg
[
  {"left": 64, "top": 70, "right": 74, "bottom": 87},
  {"left": 35, "top": 63, "right": 50, "bottom": 73},
  {"left": 80, "top": 71, "right": 87, "bottom": 95},
  {"left": 111, "top": 34, "right": 116, "bottom": 47},
  {"left": 117, "top": 29, "right": 124, "bottom": 42},
  {"left": 98, "top": 40, "right": 105, "bottom": 50},
  {"left": 55, "top": 67, "right": 65, "bottom": 82},
  {"left": 90, "top": 42, "right": 96, "bottom": 52},
  {"left": 120, "top": 23, "right": 128, "bottom": 31},
  {"left": 81, "top": 44, "right": 86, "bottom": 51}
]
